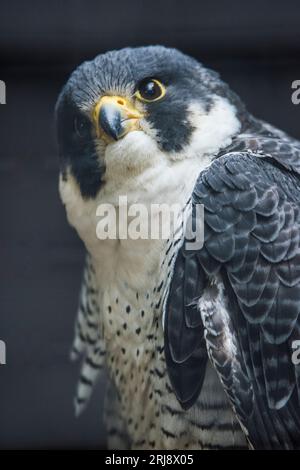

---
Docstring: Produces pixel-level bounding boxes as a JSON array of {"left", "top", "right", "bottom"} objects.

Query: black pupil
[{"left": 139, "top": 80, "right": 161, "bottom": 100}]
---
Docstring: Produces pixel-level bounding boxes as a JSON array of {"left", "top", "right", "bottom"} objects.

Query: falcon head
[{"left": 56, "top": 46, "right": 245, "bottom": 199}]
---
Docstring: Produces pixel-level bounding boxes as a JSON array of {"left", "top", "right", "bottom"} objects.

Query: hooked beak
[{"left": 92, "top": 95, "right": 144, "bottom": 143}]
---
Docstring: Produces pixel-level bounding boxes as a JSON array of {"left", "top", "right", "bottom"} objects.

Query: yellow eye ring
[{"left": 135, "top": 78, "right": 166, "bottom": 103}]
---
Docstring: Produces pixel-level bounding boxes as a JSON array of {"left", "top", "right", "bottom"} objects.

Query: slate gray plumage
[{"left": 166, "top": 120, "right": 300, "bottom": 449}]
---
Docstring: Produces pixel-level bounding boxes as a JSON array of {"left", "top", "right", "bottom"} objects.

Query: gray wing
[
  {"left": 71, "top": 253, "right": 106, "bottom": 415},
  {"left": 165, "top": 148, "right": 300, "bottom": 449},
  {"left": 164, "top": 248, "right": 208, "bottom": 410}
]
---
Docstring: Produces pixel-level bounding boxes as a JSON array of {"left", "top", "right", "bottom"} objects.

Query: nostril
[{"left": 117, "top": 99, "right": 125, "bottom": 106}]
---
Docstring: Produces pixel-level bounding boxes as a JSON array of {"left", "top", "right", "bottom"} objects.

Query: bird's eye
[
  {"left": 135, "top": 78, "right": 166, "bottom": 103},
  {"left": 73, "top": 115, "right": 90, "bottom": 138}
]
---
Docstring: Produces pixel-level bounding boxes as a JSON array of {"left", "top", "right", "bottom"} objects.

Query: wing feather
[{"left": 165, "top": 146, "right": 300, "bottom": 448}]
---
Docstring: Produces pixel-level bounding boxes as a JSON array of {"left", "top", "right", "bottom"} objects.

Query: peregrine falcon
[{"left": 56, "top": 46, "right": 300, "bottom": 449}]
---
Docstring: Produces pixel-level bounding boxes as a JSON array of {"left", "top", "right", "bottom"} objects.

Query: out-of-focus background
[{"left": 0, "top": 0, "right": 300, "bottom": 450}]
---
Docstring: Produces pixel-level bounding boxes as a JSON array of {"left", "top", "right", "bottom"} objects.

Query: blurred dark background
[{"left": 0, "top": 0, "right": 300, "bottom": 450}]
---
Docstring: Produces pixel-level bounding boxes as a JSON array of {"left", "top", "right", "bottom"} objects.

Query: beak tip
[
  {"left": 99, "top": 105, "right": 122, "bottom": 141},
  {"left": 111, "top": 134, "right": 119, "bottom": 142}
]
